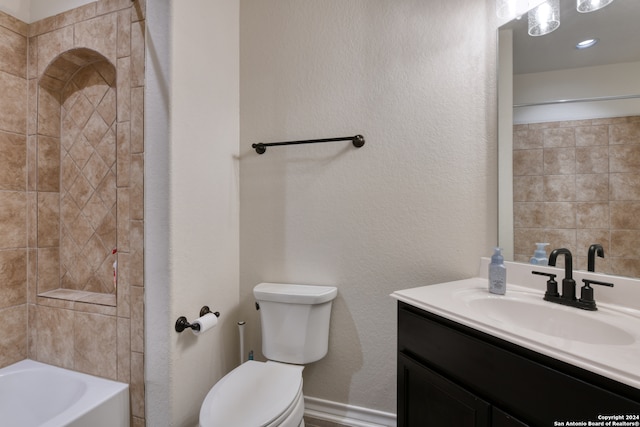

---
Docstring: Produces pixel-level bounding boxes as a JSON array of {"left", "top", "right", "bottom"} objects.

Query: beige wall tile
[
  {"left": 117, "top": 120, "right": 130, "bottom": 186},
  {"left": 0, "top": 131, "right": 26, "bottom": 190},
  {"left": 36, "top": 26, "right": 74, "bottom": 77},
  {"left": 74, "top": 311, "right": 117, "bottom": 379},
  {"left": 0, "top": 26, "right": 27, "bottom": 78},
  {"left": 117, "top": 8, "right": 131, "bottom": 58},
  {"left": 576, "top": 146, "right": 608, "bottom": 174},
  {"left": 27, "top": 37, "right": 37, "bottom": 79},
  {"left": 610, "top": 258, "right": 640, "bottom": 278},
  {"left": 27, "top": 135, "right": 36, "bottom": 190},
  {"left": 544, "top": 202, "right": 576, "bottom": 229},
  {"left": 131, "top": 87, "right": 144, "bottom": 153},
  {"left": 130, "top": 285, "right": 144, "bottom": 353},
  {"left": 611, "top": 230, "right": 640, "bottom": 258},
  {"left": 513, "top": 149, "right": 543, "bottom": 176},
  {"left": 36, "top": 305, "right": 74, "bottom": 368},
  {"left": 577, "top": 202, "right": 609, "bottom": 229},
  {"left": 38, "top": 192, "right": 60, "bottom": 247},
  {"left": 131, "top": 154, "right": 144, "bottom": 220},
  {"left": 56, "top": 2, "right": 97, "bottom": 28},
  {"left": 117, "top": 252, "right": 131, "bottom": 318},
  {"left": 36, "top": 136, "right": 60, "bottom": 192},
  {"left": 131, "top": 20, "right": 145, "bottom": 87},
  {"left": 611, "top": 201, "right": 640, "bottom": 229},
  {"left": 610, "top": 145, "right": 640, "bottom": 173},
  {"left": 117, "top": 187, "right": 130, "bottom": 252},
  {"left": 543, "top": 175, "right": 575, "bottom": 202},
  {"left": 116, "top": 57, "right": 131, "bottom": 122},
  {"left": 610, "top": 122, "right": 640, "bottom": 145},
  {"left": 513, "top": 126, "right": 543, "bottom": 150},
  {"left": 74, "top": 14, "right": 117, "bottom": 65},
  {"left": 131, "top": 351, "right": 145, "bottom": 418},
  {"left": 544, "top": 229, "right": 577, "bottom": 254},
  {"left": 0, "top": 249, "right": 27, "bottom": 308},
  {"left": 575, "top": 125, "right": 608, "bottom": 147},
  {"left": 37, "top": 247, "right": 59, "bottom": 293},
  {"left": 514, "top": 175, "right": 544, "bottom": 202},
  {"left": 543, "top": 147, "right": 575, "bottom": 175},
  {"left": 27, "top": 249, "right": 37, "bottom": 303},
  {"left": 27, "top": 191, "right": 37, "bottom": 246},
  {"left": 28, "top": 79, "right": 37, "bottom": 135},
  {"left": 117, "top": 316, "right": 131, "bottom": 383},
  {"left": 0, "top": 191, "right": 27, "bottom": 248},
  {"left": 610, "top": 173, "right": 640, "bottom": 201},
  {"left": 130, "top": 221, "right": 143, "bottom": 286},
  {"left": 513, "top": 202, "right": 544, "bottom": 228},
  {"left": 0, "top": 71, "right": 27, "bottom": 133},
  {"left": 0, "top": 10, "right": 28, "bottom": 36},
  {"left": 576, "top": 174, "right": 608, "bottom": 202},
  {"left": 544, "top": 127, "right": 575, "bottom": 148},
  {"left": 0, "top": 304, "right": 27, "bottom": 368},
  {"left": 38, "top": 88, "right": 61, "bottom": 137}
]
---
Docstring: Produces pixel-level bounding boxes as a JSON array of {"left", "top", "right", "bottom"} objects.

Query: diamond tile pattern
[{"left": 60, "top": 61, "right": 116, "bottom": 294}]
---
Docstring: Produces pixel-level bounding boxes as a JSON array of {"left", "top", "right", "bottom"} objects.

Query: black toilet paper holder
[{"left": 175, "top": 306, "right": 220, "bottom": 333}]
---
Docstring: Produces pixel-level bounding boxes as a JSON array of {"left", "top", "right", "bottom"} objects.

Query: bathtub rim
[{"left": 0, "top": 359, "right": 129, "bottom": 427}]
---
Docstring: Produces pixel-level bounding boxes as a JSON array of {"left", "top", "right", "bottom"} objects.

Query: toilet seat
[{"left": 199, "top": 361, "right": 304, "bottom": 427}]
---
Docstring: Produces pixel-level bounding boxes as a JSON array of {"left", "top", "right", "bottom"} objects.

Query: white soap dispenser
[
  {"left": 529, "top": 242, "right": 549, "bottom": 266},
  {"left": 489, "top": 247, "right": 506, "bottom": 295}
]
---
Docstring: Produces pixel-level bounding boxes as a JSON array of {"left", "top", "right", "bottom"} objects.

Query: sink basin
[
  {"left": 463, "top": 293, "right": 635, "bottom": 346},
  {"left": 391, "top": 270, "right": 640, "bottom": 391}
]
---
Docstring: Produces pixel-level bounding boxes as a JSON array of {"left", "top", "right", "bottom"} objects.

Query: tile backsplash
[
  {"left": 0, "top": 1, "right": 146, "bottom": 426},
  {"left": 513, "top": 116, "right": 640, "bottom": 278}
]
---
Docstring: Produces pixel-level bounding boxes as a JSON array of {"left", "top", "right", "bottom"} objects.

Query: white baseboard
[{"left": 304, "top": 396, "right": 397, "bottom": 427}]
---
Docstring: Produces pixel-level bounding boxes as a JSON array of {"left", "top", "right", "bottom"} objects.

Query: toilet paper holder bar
[{"left": 175, "top": 306, "right": 220, "bottom": 333}]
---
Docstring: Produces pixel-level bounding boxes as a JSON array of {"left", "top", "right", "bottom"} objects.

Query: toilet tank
[{"left": 254, "top": 283, "right": 338, "bottom": 365}]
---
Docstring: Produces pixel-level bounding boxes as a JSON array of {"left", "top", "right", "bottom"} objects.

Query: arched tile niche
[{"left": 36, "top": 48, "right": 118, "bottom": 305}]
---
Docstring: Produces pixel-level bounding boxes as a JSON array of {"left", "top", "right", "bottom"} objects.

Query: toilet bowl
[
  {"left": 199, "top": 283, "right": 337, "bottom": 427},
  {"left": 199, "top": 361, "right": 305, "bottom": 427}
]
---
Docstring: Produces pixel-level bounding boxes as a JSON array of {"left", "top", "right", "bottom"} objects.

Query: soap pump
[
  {"left": 489, "top": 247, "right": 506, "bottom": 295},
  {"left": 530, "top": 243, "right": 549, "bottom": 266}
]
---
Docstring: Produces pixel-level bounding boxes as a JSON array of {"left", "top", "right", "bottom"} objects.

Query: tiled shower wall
[
  {"left": 513, "top": 116, "right": 640, "bottom": 278},
  {"left": 0, "top": 1, "right": 146, "bottom": 425},
  {"left": 0, "top": 11, "right": 29, "bottom": 373}
]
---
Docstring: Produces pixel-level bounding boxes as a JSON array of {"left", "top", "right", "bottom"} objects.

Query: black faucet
[
  {"left": 548, "top": 248, "right": 576, "bottom": 301},
  {"left": 532, "top": 247, "right": 614, "bottom": 311},
  {"left": 587, "top": 244, "right": 604, "bottom": 272}
]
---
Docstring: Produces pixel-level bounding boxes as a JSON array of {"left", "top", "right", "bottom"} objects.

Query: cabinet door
[
  {"left": 398, "top": 353, "right": 490, "bottom": 427},
  {"left": 492, "top": 407, "right": 529, "bottom": 427}
]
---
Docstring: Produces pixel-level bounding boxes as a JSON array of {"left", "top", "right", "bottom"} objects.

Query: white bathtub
[{"left": 0, "top": 359, "right": 129, "bottom": 427}]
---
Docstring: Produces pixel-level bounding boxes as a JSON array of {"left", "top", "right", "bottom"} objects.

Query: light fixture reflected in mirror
[
  {"left": 496, "top": 0, "right": 518, "bottom": 19},
  {"left": 528, "top": 0, "right": 560, "bottom": 36},
  {"left": 577, "top": 0, "right": 615, "bottom": 13}
]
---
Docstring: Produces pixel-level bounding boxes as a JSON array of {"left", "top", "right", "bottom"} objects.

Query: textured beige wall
[{"left": 239, "top": 0, "right": 497, "bottom": 414}]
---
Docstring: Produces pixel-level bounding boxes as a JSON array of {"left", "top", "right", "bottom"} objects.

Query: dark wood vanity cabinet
[{"left": 397, "top": 301, "right": 640, "bottom": 427}]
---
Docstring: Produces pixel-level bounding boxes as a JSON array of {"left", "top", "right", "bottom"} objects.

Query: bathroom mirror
[{"left": 497, "top": 0, "right": 640, "bottom": 277}]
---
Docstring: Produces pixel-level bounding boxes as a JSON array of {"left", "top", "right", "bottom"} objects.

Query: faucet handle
[
  {"left": 579, "top": 279, "right": 614, "bottom": 310},
  {"left": 532, "top": 271, "right": 559, "bottom": 298}
]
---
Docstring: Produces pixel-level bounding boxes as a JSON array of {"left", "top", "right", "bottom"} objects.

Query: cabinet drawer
[{"left": 398, "top": 302, "right": 640, "bottom": 425}]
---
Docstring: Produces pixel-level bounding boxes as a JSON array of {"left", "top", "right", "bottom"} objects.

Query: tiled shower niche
[
  {"left": 0, "top": 2, "right": 147, "bottom": 426},
  {"left": 37, "top": 50, "right": 118, "bottom": 303}
]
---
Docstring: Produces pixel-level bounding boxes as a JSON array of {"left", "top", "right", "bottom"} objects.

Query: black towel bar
[{"left": 252, "top": 135, "right": 365, "bottom": 154}]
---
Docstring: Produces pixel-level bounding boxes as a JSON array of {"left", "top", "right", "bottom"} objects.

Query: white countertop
[{"left": 391, "top": 259, "right": 640, "bottom": 391}]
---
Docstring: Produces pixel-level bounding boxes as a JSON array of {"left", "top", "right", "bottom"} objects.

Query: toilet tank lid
[{"left": 254, "top": 283, "right": 338, "bottom": 304}]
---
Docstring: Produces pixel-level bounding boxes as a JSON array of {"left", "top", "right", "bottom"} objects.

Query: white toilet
[{"left": 199, "top": 283, "right": 338, "bottom": 427}]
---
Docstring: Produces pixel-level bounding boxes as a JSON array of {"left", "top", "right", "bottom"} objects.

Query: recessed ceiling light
[{"left": 576, "top": 38, "right": 599, "bottom": 49}]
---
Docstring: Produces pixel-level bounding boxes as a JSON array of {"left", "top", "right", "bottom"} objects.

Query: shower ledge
[{"left": 38, "top": 289, "right": 117, "bottom": 307}]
